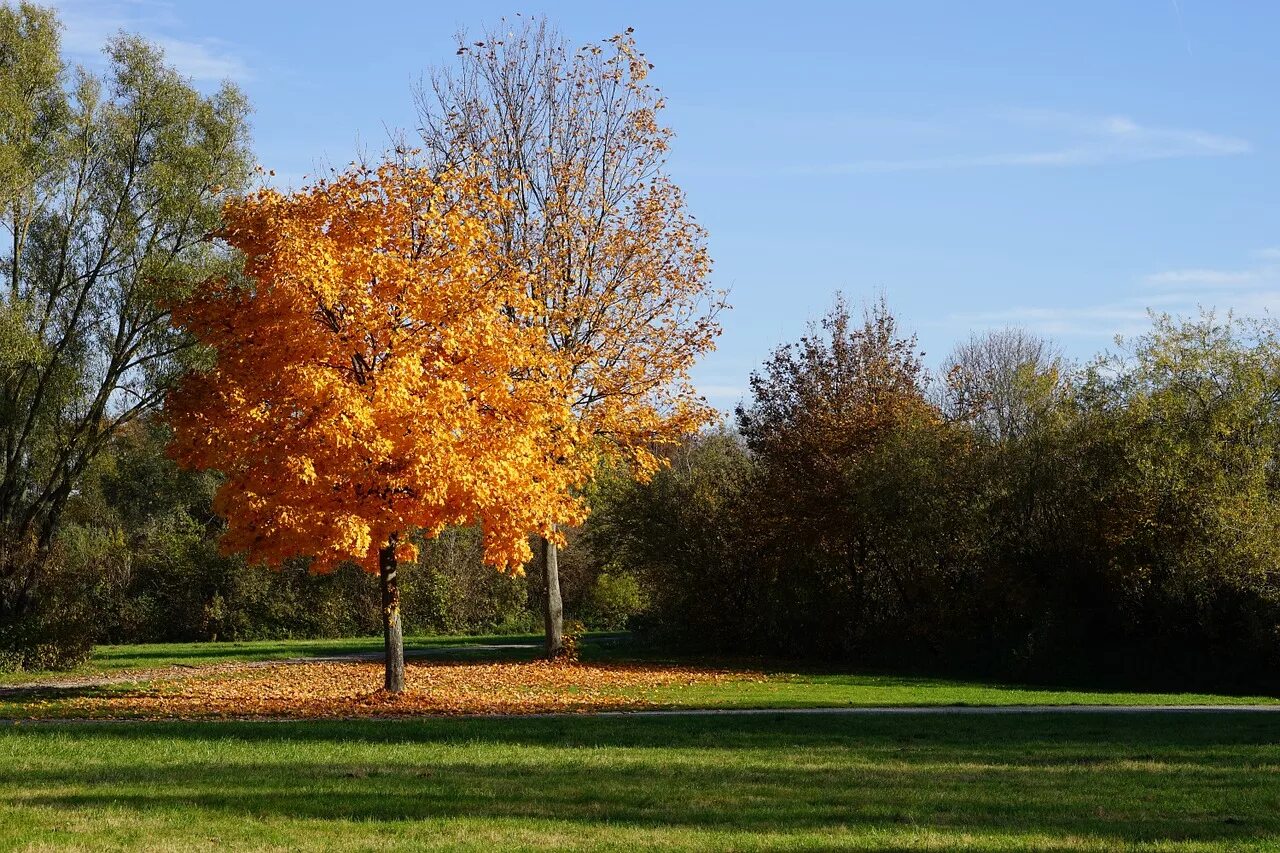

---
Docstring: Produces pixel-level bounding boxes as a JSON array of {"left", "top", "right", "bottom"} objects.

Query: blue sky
[{"left": 52, "top": 1, "right": 1280, "bottom": 408}]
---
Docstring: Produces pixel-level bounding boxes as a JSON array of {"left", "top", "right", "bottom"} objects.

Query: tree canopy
[
  {"left": 0, "top": 1, "right": 252, "bottom": 655},
  {"left": 166, "top": 162, "right": 591, "bottom": 574}
]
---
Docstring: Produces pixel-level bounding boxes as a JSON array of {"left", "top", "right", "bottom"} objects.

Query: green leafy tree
[
  {"left": 585, "top": 429, "right": 754, "bottom": 649},
  {"left": 0, "top": 2, "right": 252, "bottom": 660},
  {"left": 1084, "top": 313, "right": 1280, "bottom": 662}
]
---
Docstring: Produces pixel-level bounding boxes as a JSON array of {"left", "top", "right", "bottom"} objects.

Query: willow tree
[
  {"left": 166, "top": 162, "right": 589, "bottom": 692},
  {"left": 0, "top": 2, "right": 251, "bottom": 660},
  {"left": 416, "top": 18, "right": 724, "bottom": 656}
]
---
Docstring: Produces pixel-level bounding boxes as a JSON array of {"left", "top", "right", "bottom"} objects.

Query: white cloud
[
  {"left": 1143, "top": 268, "right": 1266, "bottom": 287},
  {"left": 1143, "top": 253, "right": 1280, "bottom": 289},
  {"left": 953, "top": 248, "right": 1280, "bottom": 340},
  {"left": 151, "top": 36, "right": 249, "bottom": 82},
  {"left": 50, "top": 0, "right": 250, "bottom": 83},
  {"left": 782, "top": 111, "right": 1249, "bottom": 176},
  {"left": 951, "top": 304, "right": 1154, "bottom": 338}
]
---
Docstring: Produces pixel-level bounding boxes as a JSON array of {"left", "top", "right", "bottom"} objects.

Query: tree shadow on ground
[{"left": 3, "top": 713, "right": 1278, "bottom": 847}]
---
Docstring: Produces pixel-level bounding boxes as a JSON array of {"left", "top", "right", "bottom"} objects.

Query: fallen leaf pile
[{"left": 11, "top": 660, "right": 750, "bottom": 720}]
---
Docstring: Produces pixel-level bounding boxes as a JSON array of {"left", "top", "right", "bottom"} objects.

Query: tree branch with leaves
[{"left": 415, "top": 17, "right": 725, "bottom": 656}]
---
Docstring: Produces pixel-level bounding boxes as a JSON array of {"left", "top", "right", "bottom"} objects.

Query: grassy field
[
  {"left": 630, "top": 671, "right": 1280, "bottom": 709},
  {"left": 2, "top": 713, "right": 1278, "bottom": 850},
  {"left": 2, "top": 636, "right": 1279, "bottom": 848},
  {"left": 2, "top": 633, "right": 1276, "bottom": 709}
]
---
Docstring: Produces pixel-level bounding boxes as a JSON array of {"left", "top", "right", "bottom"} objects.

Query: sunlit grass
[
  {"left": 1, "top": 714, "right": 1277, "bottom": 850},
  {"left": 3, "top": 634, "right": 1276, "bottom": 712}
]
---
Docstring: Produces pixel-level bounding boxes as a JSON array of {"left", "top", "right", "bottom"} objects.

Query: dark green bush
[{"left": 601, "top": 307, "right": 1280, "bottom": 692}]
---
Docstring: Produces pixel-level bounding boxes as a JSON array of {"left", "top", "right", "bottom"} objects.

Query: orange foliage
[
  {"left": 166, "top": 162, "right": 592, "bottom": 573},
  {"left": 13, "top": 660, "right": 747, "bottom": 720}
]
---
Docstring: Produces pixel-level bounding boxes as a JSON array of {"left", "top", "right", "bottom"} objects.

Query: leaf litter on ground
[{"left": 5, "top": 660, "right": 754, "bottom": 720}]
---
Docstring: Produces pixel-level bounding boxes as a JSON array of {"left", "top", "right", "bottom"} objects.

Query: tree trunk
[
  {"left": 379, "top": 534, "right": 405, "bottom": 694},
  {"left": 541, "top": 533, "right": 564, "bottom": 659}
]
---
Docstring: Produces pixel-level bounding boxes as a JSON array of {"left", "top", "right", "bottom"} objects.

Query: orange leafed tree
[
  {"left": 166, "top": 162, "right": 590, "bottom": 692},
  {"left": 418, "top": 20, "right": 725, "bottom": 656}
]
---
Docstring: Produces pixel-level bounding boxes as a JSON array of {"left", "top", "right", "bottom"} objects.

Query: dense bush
[
  {"left": 0, "top": 547, "right": 96, "bottom": 671},
  {"left": 599, "top": 303, "right": 1280, "bottom": 692},
  {"left": 0, "top": 419, "right": 632, "bottom": 669}
]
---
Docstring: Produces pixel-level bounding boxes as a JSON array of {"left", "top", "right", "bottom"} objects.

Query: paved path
[
  {"left": 586, "top": 704, "right": 1280, "bottom": 716},
  {"left": 2, "top": 705, "right": 1280, "bottom": 727}
]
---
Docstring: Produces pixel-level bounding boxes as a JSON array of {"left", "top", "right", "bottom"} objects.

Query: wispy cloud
[
  {"left": 950, "top": 304, "right": 1155, "bottom": 338},
  {"left": 773, "top": 111, "right": 1249, "bottom": 176},
  {"left": 51, "top": 0, "right": 250, "bottom": 83},
  {"left": 1170, "top": 0, "right": 1194, "bottom": 57},
  {"left": 1143, "top": 255, "right": 1280, "bottom": 289},
  {"left": 1143, "top": 268, "right": 1266, "bottom": 287},
  {"left": 149, "top": 36, "right": 249, "bottom": 82},
  {"left": 951, "top": 248, "right": 1280, "bottom": 339}
]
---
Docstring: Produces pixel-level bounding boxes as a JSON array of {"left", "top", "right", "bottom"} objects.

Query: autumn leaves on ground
[
  {"left": 7, "top": 657, "right": 745, "bottom": 721},
  {"left": 7, "top": 635, "right": 1277, "bottom": 722}
]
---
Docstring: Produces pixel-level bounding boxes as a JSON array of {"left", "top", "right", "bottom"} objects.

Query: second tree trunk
[
  {"left": 379, "top": 534, "right": 405, "bottom": 693},
  {"left": 541, "top": 534, "right": 564, "bottom": 659}
]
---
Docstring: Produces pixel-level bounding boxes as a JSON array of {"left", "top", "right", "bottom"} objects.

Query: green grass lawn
[
  {"left": 2, "top": 713, "right": 1278, "bottom": 850},
  {"left": 630, "top": 671, "right": 1280, "bottom": 709},
  {"left": 3, "top": 633, "right": 1277, "bottom": 709},
  {"left": 35, "top": 632, "right": 552, "bottom": 676},
  {"left": 3, "top": 636, "right": 1279, "bottom": 848}
]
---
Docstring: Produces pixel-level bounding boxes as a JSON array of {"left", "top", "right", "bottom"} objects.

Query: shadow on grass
[
  {"left": 85, "top": 634, "right": 630, "bottom": 667},
  {"left": 82, "top": 633, "right": 1276, "bottom": 700},
  {"left": 3, "top": 714, "right": 1278, "bottom": 845},
  {"left": 0, "top": 684, "right": 139, "bottom": 701},
  {"left": 92, "top": 636, "right": 525, "bottom": 660}
]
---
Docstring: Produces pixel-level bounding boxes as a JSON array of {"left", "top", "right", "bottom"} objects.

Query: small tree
[
  {"left": 167, "top": 162, "right": 587, "bottom": 692},
  {"left": 735, "top": 296, "right": 963, "bottom": 654},
  {"left": 942, "top": 328, "right": 1064, "bottom": 442},
  {"left": 416, "top": 18, "right": 723, "bottom": 657},
  {"left": 738, "top": 295, "right": 936, "bottom": 482}
]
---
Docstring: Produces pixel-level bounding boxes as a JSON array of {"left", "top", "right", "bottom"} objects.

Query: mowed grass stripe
[{"left": 0, "top": 713, "right": 1277, "bottom": 850}]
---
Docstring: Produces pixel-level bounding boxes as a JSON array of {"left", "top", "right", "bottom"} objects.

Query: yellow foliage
[{"left": 167, "top": 163, "right": 592, "bottom": 573}]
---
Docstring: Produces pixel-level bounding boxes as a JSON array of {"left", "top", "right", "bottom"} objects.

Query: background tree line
[
  {"left": 24, "top": 294, "right": 1280, "bottom": 694},
  {"left": 599, "top": 298, "right": 1280, "bottom": 692},
  {"left": 21, "top": 415, "right": 637, "bottom": 666}
]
